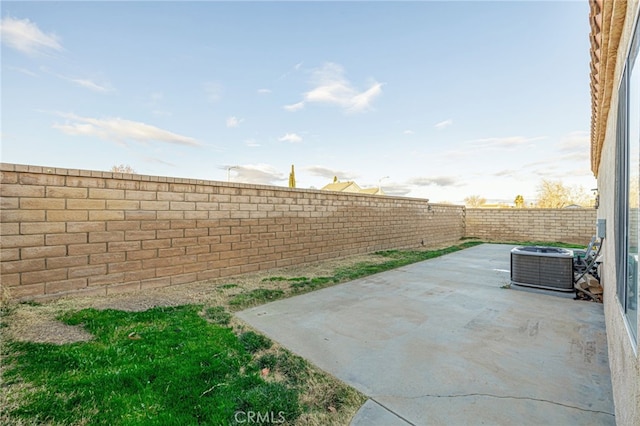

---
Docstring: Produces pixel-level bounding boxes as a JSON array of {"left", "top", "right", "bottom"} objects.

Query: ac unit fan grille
[{"left": 511, "top": 252, "right": 574, "bottom": 291}]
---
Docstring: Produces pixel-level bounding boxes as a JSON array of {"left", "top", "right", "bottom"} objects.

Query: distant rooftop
[{"left": 320, "top": 179, "right": 385, "bottom": 195}]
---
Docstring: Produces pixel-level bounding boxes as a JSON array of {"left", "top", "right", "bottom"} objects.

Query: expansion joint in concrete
[{"left": 368, "top": 398, "right": 418, "bottom": 426}]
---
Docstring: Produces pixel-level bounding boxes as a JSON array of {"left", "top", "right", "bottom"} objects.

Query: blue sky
[{"left": 1, "top": 0, "right": 595, "bottom": 204}]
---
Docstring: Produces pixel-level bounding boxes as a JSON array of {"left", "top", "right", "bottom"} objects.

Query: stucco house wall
[
  {"left": 591, "top": 1, "right": 640, "bottom": 424},
  {"left": 598, "top": 80, "right": 640, "bottom": 426}
]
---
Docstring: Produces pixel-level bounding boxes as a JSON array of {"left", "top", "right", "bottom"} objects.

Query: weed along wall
[
  {"left": 0, "top": 164, "right": 465, "bottom": 301},
  {"left": 465, "top": 208, "right": 597, "bottom": 245}
]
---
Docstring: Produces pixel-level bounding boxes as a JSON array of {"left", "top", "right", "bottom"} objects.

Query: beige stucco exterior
[{"left": 591, "top": 1, "right": 640, "bottom": 424}]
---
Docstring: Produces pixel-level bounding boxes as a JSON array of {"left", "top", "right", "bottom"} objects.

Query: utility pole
[
  {"left": 227, "top": 165, "right": 238, "bottom": 182},
  {"left": 378, "top": 176, "right": 389, "bottom": 193}
]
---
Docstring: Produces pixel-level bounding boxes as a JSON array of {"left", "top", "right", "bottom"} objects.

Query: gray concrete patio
[{"left": 237, "top": 243, "right": 614, "bottom": 425}]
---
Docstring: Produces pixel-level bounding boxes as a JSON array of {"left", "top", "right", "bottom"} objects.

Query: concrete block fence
[
  {"left": 464, "top": 208, "right": 597, "bottom": 245},
  {"left": 0, "top": 163, "right": 464, "bottom": 300},
  {"left": 0, "top": 163, "right": 598, "bottom": 301}
]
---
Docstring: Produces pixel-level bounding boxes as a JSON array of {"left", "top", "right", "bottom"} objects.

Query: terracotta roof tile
[{"left": 589, "top": 0, "right": 628, "bottom": 176}]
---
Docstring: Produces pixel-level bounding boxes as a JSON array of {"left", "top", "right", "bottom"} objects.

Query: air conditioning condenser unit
[{"left": 510, "top": 246, "right": 574, "bottom": 292}]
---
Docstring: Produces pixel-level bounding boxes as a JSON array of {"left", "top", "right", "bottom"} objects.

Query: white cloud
[
  {"left": 41, "top": 68, "right": 113, "bottom": 93},
  {"left": 204, "top": 82, "right": 223, "bottom": 102},
  {"left": 233, "top": 164, "right": 285, "bottom": 185},
  {"left": 403, "top": 130, "right": 415, "bottom": 135},
  {"left": 144, "top": 157, "right": 176, "bottom": 167},
  {"left": 533, "top": 168, "right": 562, "bottom": 178},
  {"left": 0, "top": 16, "right": 62, "bottom": 56},
  {"left": 245, "top": 139, "right": 260, "bottom": 147},
  {"left": 257, "top": 88, "right": 272, "bottom": 94},
  {"left": 279, "top": 133, "right": 302, "bottom": 143},
  {"left": 8, "top": 66, "right": 38, "bottom": 77},
  {"left": 466, "top": 136, "right": 546, "bottom": 149},
  {"left": 283, "top": 102, "right": 305, "bottom": 112},
  {"left": 150, "top": 92, "right": 163, "bottom": 102},
  {"left": 493, "top": 169, "right": 518, "bottom": 177},
  {"left": 559, "top": 130, "right": 589, "bottom": 152},
  {"left": 346, "top": 82, "right": 383, "bottom": 113},
  {"left": 523, "top": 159, "right": 552, "bottom": 169},
  {"left": 69, "top": 77, "right": 112, "bottom": 93},
  {"left": 382, "top": 183, "right": 412, "bottom": 196},
  {"left": 438, "top": 148, "right": 471, "bottom": 159},
  {"left": 285, "top": 62, "right": 383, "bottom": 114},
  {"left": 303, "top": 166, "right": 358, "bottom": 181},
  {"left": 278, "top": 62, "right": 304, "bottom": 80},
  {"left": 435, "top": 119, "right": 453, "bottom": 129},
  {"left": 558, "top": 151, "right": 590, "bottom": 162},
  {"left": 52, "top": 113, "right": 201, "bottom": 147},
  {"left": 408, "top": 176, "right": 460, "bottom": 187},
  {"left": 226, "top": 116, "right": 243, "bottom": 128}
]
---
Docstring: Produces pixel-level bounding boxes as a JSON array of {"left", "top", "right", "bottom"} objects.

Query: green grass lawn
[{"left": 2, "top": 305, "right": 351, "bottom": 425}]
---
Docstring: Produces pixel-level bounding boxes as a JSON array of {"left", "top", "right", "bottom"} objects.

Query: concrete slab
[
  {"left": 237, "top": 244, "right": 615, "bottom": 425},
  {"left": 350, "top": 399, "right": 411, "bottom": 426}
]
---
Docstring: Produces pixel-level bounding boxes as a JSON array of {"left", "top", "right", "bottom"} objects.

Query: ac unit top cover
[{"left": 511, "top": 246, "right": 573, "bottom": 258}]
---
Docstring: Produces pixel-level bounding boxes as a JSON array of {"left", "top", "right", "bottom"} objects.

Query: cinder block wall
[
  {"left": 0, "top": 164, "right": 464, "bottom": 300},
  {"left": 465, "top": 208, "right": 597, "bottom": 245}
]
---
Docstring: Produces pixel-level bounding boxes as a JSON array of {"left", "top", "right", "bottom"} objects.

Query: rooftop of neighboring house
[{"left": 320, "top": 179, "right": 385, "bottom": 195}]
